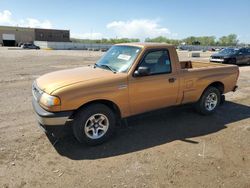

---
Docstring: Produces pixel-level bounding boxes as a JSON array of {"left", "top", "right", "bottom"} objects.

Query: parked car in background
[
  {"left": 22, "top": 43, "right": 40, "bottom": 49},
  {"left": 18, "top": 42, "right": 23, "bottom": 47},
  {"left": 210, "top": 48, "right": 250, "bottom": 65},
  {"left": 101, "top": 48, "right": 109, "bottom": 52},
  {"left": 208, "top": 47, "right": 216, "bottom": 52}
]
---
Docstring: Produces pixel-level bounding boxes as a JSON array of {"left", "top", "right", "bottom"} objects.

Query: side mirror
[{"left": 134, "top": 66, "right": 150, "bottom": 77}]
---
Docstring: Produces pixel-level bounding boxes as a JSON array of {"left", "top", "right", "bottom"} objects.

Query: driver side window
[{"left": 140, "top": 50, "right": 171, "bottom": 75}]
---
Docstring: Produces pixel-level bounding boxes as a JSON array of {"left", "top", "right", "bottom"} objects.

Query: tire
[
  {"left": 195, "top": 86, "right": 221, "bottom": 115},
  {"left": 72, "top": 104, "right": 116, "bottom": 145}
]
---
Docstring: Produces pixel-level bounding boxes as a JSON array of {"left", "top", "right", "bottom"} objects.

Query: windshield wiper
[{"left": 95, "top": 63, "right": 116, "bottom": 73}]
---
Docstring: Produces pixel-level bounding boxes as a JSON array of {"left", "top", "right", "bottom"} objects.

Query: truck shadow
[{"left": 48, "top": 101, "right": 250, "bottom": 160}]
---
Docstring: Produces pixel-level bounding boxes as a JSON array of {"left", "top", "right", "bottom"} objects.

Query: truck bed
[
  {"left": 180, "top": 61, "right": 232, "bottom": 69},
  {"left": 178, "top": 60, "right": 239, "bottom": 105}
]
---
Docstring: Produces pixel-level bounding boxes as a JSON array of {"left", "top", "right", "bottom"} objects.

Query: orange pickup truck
[{"left": 32, "top": 43, "right": 239, "bottom": 145}]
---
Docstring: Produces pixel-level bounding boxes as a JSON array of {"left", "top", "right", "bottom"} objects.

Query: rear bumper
[{"left": 32, "top": 99, "right": 73, "bottom": 126}]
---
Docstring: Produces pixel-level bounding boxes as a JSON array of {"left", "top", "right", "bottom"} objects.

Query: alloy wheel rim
[
  {"left": 84, "top": 113, "right": 109, "bottom": 139},
  {"left": 205, "top": 93, "right": 218, "bottom": 111}
]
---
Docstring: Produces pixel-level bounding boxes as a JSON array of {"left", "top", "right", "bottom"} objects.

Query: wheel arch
[
  {"left": 195, "top": 81, "right": 224, "bottom": 115},
  {"left": 207, "top": 81, "right": 225, "bottom": 94},
  {"left": 198, "top": 81, "right": 225, "bottom": 101},
  {"left": 70, "top": 99, "right": 122, "bottom": 121}
]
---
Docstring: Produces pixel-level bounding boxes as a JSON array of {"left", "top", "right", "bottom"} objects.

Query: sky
[{"left": 0, "top": 0, "right": 250, "bottom": 43}]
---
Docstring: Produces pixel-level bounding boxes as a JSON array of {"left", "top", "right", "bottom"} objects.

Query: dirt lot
[{"left": 0, "top": 48, "right": 249, "bottom": 188}]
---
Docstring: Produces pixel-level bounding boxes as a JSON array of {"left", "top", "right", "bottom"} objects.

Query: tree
[
  {"left": 183, "top": 36, "right": 196, "bottom": 45},
  {"left": 198, "top": 36, "right": 216, "bottom": 46},
  {"left": 71, "top": 34, "right": 240, "bottom": 46},
  {"left": 70, "top": 38, "right": 140, "bottom": 44},
  {"left": 145, "top": 36, "right": 181, "bottom": 45},
  {"left": 218, "top": 34, "right": 238, "bottom": 46},
  {"left": 183, "top": 36, "right": 216, "bottom": 46}
]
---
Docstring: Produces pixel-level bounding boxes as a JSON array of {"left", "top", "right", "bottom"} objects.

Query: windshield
[
  {"left": 219, "top": 48, "right": 239, "bottom": 55},
  {"left": 95, "top": 45, "right": 141, "bottom": 73}
]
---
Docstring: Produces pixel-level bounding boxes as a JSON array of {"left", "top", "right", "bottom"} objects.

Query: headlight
[{"left": 39, "top": 93, "right": 61, "bottom": 107}]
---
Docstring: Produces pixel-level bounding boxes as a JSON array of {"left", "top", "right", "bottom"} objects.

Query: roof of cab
[{"left": 115, "top": 42, "right": 174, "bottom": 49}]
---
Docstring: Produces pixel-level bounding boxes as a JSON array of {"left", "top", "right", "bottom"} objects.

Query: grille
[{"left": 212, "top": 56, "right": 222, "bottom": 59}]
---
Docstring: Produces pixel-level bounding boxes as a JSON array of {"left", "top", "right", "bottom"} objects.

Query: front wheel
[
  {"left": 195, "top": 87, "right": 221, "bottom": 115},
  {"left": 72, "top": 104, "right": 116, "bottom": 145}
]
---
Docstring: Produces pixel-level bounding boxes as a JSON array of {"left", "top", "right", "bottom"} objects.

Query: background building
[{"left": 0, "top": 26, "right": 70, "bottom": 46}]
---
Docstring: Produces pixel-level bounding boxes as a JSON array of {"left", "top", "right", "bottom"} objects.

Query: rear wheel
[
  {"left": 72, "top": 104, "right": 116, "bottom": 145},
  {"left": 195, "top": 86, "right": 221, "bottom": 115}
]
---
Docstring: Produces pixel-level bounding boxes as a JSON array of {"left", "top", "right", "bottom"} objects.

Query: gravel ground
[{"left": 0, "top": 48, "right": 249, "bottom": 188}]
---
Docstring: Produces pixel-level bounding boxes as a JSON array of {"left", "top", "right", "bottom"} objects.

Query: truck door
[{"left": 128, "top": 49, "right": 179, "bottom": 115}]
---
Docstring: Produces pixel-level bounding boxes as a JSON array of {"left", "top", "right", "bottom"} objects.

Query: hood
[{"left": 36, "top": 66, "right": 117, "bottom": 94}]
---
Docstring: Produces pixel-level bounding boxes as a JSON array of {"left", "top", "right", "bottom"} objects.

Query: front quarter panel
[{"left": 51, "top": 74, "right": 130, "bottom": 117}]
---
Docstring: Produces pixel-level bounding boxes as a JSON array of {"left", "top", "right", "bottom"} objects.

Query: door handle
[{"left": 168, "top": 78, "right": 176, "bottom": 83}]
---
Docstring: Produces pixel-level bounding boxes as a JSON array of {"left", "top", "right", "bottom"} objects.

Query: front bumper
[{"left": 32, "top": 99, "right": 73, "bottom": 126}]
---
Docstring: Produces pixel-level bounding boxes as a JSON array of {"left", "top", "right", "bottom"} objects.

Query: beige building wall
[
  {"left": 0, "top": 26, "right": 71, "bottom": 46},
  {"left": 0, "top": 26, "right": 35, "bottom": 45}
]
